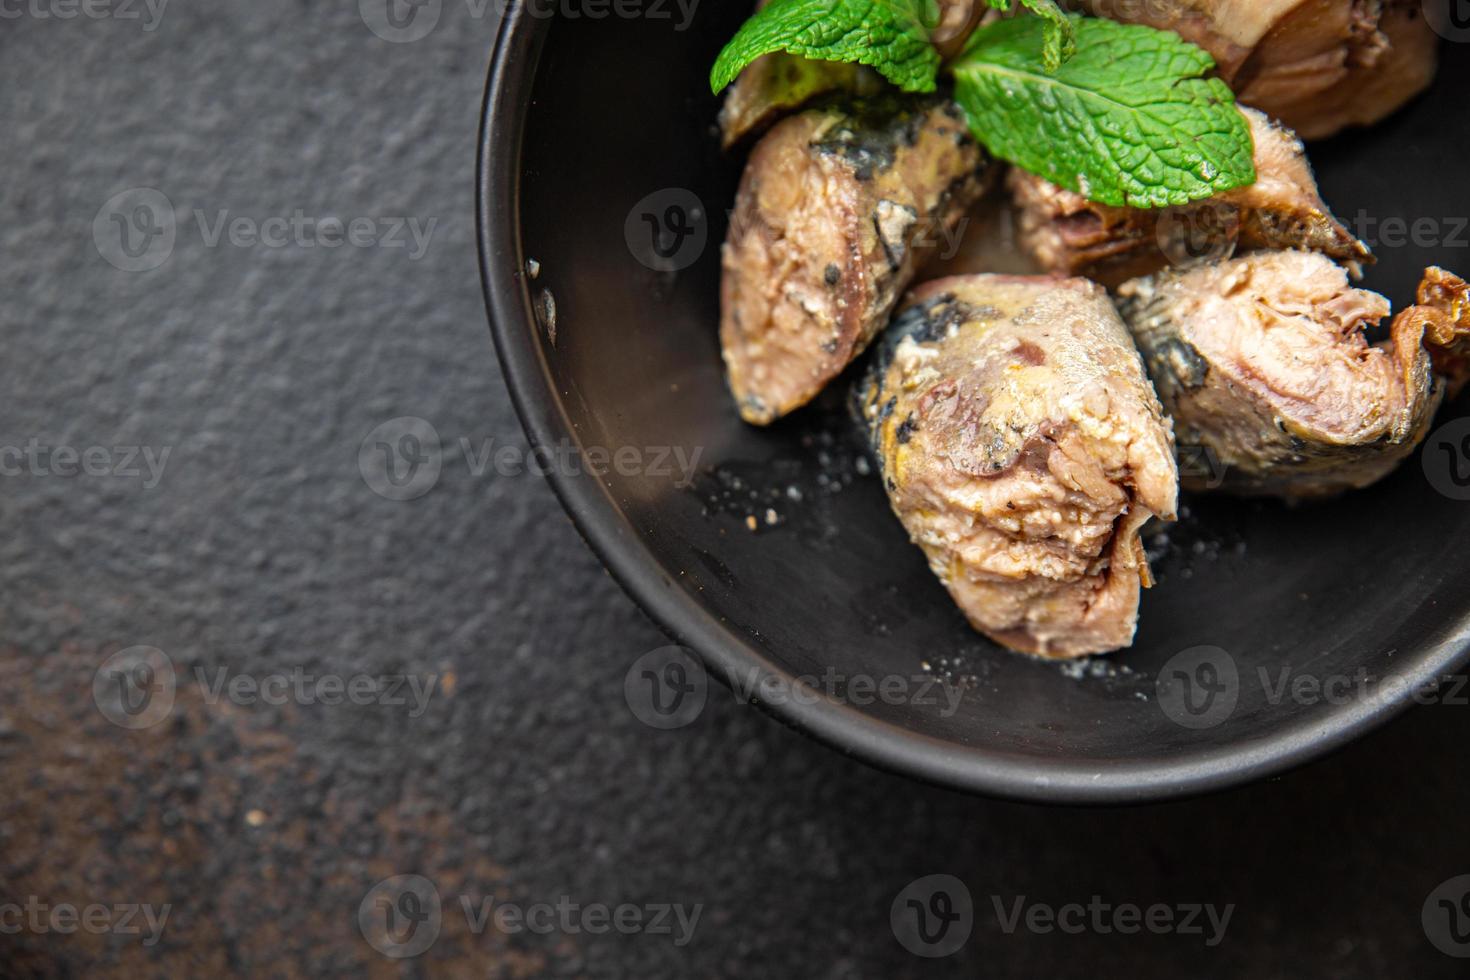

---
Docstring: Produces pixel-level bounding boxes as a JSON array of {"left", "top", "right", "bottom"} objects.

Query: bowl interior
[{"left": 487, "top": 7, "right": 1470, "bottom": 800}]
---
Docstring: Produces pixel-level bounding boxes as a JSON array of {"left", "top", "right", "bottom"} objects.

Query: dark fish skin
[
  {"left": 722, "top": 96, "right": 992, "bottom": 426},
  {"left": 855, "top": 274, "right": 1178, "bottom": 659},
  {"left": 1118, "top": 252, "right": 1470, "bottom": 500}
]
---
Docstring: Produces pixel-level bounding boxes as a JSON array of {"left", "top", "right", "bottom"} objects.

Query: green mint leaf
[
  {"left": 1016, "top": 0, "right": 1075, "bottom": 71},
  {"left": 979, "top": 0, "right": 1076, "bottom": 72},
  {"left": 952, "top": 16, "right": 1256, "bottom": 208},
  {"left": 709, "top": 0, "right": 941, "bottom": 96}
]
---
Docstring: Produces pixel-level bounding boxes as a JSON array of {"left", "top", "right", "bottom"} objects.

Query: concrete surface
[{"left": 1, "top": 2, "right": 1468, "bottom": 977}]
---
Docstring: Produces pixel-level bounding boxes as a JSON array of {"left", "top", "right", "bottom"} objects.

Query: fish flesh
[
  {"left": 1008, "top": 107, "right": 1370, "bottom": 287},
  {"left": 1118, "top": 251, "right": 1470, "bottom": 498},
  {"left": 722, "top": 96, "right": 993, "bottom": 425},
  {"left": 856, "top": 274, "right": 1179, "bottom": 658}
]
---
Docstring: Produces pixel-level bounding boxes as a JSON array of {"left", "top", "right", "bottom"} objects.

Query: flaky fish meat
[
  {"left": 856, "top": 274, "right": 1179, "bottom": 658},
  {"left": 1119, "top": 251, "right": 1470, "bottom": 498}
]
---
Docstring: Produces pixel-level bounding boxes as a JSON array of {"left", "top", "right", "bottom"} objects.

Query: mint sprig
[
  {"left": 709, "top": 0, "right": 941, "bottom": 96},
  {"left": 984, "top": 0, "right": 1074, "bottom": 72},
  {"left": 710, "top": 6, "right": 1256, "bottom": 211},
  {"left": 952, "top": 16, "right": 1255, "bottom": 208}
]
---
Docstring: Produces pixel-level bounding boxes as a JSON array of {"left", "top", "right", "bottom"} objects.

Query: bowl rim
[{"left": 475, "top": 5, "right": 1470, "bottom": 804}]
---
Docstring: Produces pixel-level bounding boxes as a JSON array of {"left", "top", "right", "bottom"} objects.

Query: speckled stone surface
[{"left": 2, "top": 3, "right": 1468, "bottom": 977}]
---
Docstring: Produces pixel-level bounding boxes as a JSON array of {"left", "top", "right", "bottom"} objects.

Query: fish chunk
[
  {"left": 1009, "top": 107, "right": 1370, "bottom": 287},
  {"left": 722, "top": 96, "right": 993, "bottom": 425},
  {"left": 1118, "top": 251, "right": 1470, "bottom": 499},
  {"left": 856, "top": 275, "right": 1179, "bottom": 659},
  {"left": 1078, "top": 0, "right": 1437, "bottom": 140}
]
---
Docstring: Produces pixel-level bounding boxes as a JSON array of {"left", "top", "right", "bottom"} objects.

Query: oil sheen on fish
[
  {"left": 856, "top": 275, "right": 1179, "bottom": 659},
  {"left": 1118, "top": 251, "right": 1470, "bottom": 499},
  {"left": 722, "top": 96, "right": 992, "bottom": 425}
]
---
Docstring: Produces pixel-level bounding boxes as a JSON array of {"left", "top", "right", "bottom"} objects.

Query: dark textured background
[{"left": 1, "top": 2, "right": 1468, "bottom": 977}]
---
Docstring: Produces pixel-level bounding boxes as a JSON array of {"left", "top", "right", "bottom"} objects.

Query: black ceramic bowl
[{"left": 479, "top": 6, "right": 1470, "bottom": 802}]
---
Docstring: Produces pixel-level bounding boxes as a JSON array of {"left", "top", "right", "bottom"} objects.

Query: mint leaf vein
[{"left": 952, "top": 15, "right": 1255, "bottom": 208}]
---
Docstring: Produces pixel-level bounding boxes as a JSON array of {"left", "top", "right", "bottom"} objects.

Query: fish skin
[{"left": 1118, "top": 252, "right": 1470, "bottom": 499}]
